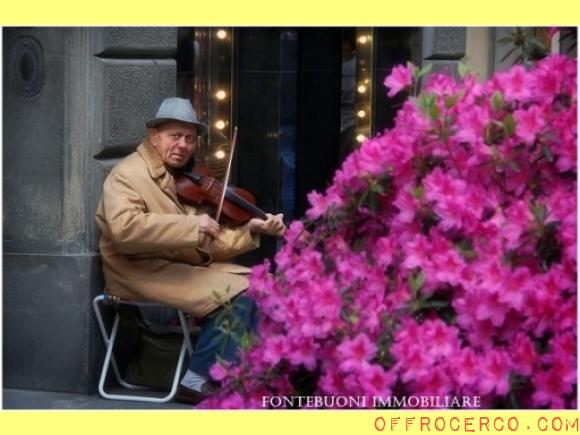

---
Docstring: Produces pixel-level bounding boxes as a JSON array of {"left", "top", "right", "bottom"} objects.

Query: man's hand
[
  {"left": 198, "top": 214, "right": 220, "bottom": 238},
  {"left": 248, "top": 213, "right": 286, "bottom": 237}
]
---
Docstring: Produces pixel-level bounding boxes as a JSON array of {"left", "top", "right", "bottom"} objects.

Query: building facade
[{"left": 3, "top": 26, "right": 574, "bottom": 394}]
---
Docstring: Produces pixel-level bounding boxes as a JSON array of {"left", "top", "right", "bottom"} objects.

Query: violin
[{"left": 174, "top": 161, "right": 269, "bottom": 226}]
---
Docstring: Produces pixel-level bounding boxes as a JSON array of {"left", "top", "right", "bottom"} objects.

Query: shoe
[{"left": 175, "top": 382, "right": 219, "bottom": 405}]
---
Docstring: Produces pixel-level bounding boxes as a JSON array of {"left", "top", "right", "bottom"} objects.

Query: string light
[
  {"left": 357, "top": 85, "right": 367, "bottom": 94},
  {"left": 214, "top": 150, "right": 226, "bottom": 159},
  {"left": 216, "top": 30, "right": 227, "bottom": 39},
  {"left": 215, "top": 120, "right": 226, "bottom": 130},
  {"left": 356, "top": 134, "right": 367, "bottom": 143},
  {"left": 357, "top": 35, "right": 368, "bottom": 44},
  {"left": 215, "top": 90, "right": 227, "bottom": 100},
  {"left": 357, "top": 110, "right": 366, "bottom": 118}
]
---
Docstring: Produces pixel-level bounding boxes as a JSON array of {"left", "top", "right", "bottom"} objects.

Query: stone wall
[
  {"left": 421, "top": 27, "right": 467, "bottom": 80},
  {"left": 3, "top": 27, "right": 177, "bottom": 393}
]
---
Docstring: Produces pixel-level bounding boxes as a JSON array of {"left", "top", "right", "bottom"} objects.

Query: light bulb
[
  {"left": 357, "top": 110, "right": 366, "bottom": 118},
  {"left": 216, "top": 90, "right": 227, "bottom": 100},
  {"left": 215, "top": 120, "right": 226, "bottom": 130},
  {"left": 356, "top": 134, "right": 366, "bottom": 143},
  {"left": 215, "top": 150, "right": 226, "bottom": 159},
  {"left": 216, "top": 30, "right": 227, "bottom": 39},
  {"left": 358, "top": 35, "right": 368, "bottom": 44},
  {"left": 357, "top": 85, "right": 367, "bottom": 94}
]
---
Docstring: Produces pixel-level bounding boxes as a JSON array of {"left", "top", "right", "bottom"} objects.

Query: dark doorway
[{"left": 178, "top": 27, "right": 420, "bottom": 265}]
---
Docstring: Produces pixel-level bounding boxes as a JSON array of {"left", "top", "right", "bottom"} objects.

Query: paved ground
[{"left": 3, "top": 388, "right": 193, "bottom": 410}]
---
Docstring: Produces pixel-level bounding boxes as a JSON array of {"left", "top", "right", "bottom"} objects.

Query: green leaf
[
  {"left": 500, "top": 46, "right": 518, "bottom": 63},
  {"left": 412, "top": 186, "right": 425, "bottom": 200},
  {"left": 456, "top": 239, "right": 476, "bottom": 260},
  {"left": 428, "top": 101, "right": 440, "bottom": 121},
  {"left": 444, "top": 92, "right": 462, "bottom": 109},
  {"left": 503, "top": 113, "right": 516, "bottom": 137},
  {"left": 410, "top": 62, "right": 420, "bottom": 79},
  {"left": 530, "top": 202, "right": 548, "bottom": 224},
  {"left": 416, "top": 63, "right": 433, "bottom": 79},
  {"left": 458, "top": 62, "right": 470, "bottom": 78},
  {"left": 424, "top": 300, "right": 449, "bottom": 309},
  {"left": 348, "top": 313, "right": 359, "bottom": 324},
  {"left": 497, "top": 36, "right": 514, "bottom": 44},
  {"left": 240, "top": 332, "right": 252, "bottom": 350},
  {"left": 542, "top": 145, "right": 555, "bottom": 163},
  {"left": 491, "top": 91, "right": 505, "bottom": 111},
  {"left": 508, "top": 161, "right": 521, "bottom": 172},
  {"left": 369, "top": 182, "right": 384, "bottom": 194},
  {"left": 409, "top": 270, "right": 425, "bottom": 295},
  {"left": 368, "top": 191, "right": 380, "bottom": 214},
  {"left": 417, "top": 93, "right": 435, "bottom": 114},
  {"left": 357, "top": 189, "right": 370, "bottom": 208}
]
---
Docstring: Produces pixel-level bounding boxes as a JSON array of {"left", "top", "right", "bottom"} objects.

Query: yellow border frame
[
  {"left": 1, "top": 1, "right": 579, "bottom": 434},
  {"left": 1, "top": 0, "right": 580, "bottom": 25}
]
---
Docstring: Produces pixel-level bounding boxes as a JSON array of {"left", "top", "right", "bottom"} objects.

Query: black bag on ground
[{"left": 115, "top": 306, "right": 191, "bottom": 391}]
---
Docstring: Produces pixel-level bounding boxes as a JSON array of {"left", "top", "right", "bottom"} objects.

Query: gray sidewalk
[{"left": 3, "top": 388, "right": 192, "bottom": 410}]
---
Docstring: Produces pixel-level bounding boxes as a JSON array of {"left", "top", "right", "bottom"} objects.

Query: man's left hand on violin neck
[{"left": 248, "top": 213, "right": 286, "bottom": 237}]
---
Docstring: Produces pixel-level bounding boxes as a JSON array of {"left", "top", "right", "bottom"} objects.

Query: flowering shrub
[{"left": 201, "top": 53, "right": 577, "bottom": 409}]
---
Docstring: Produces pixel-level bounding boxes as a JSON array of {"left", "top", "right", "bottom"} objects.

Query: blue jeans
[{"left": 187, "top": 294, "right": 259, "bottom": 378}]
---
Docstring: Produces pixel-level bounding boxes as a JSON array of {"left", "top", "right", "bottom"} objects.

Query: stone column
[
  {"left": 3, "top": 27, "right": 177, "bottom": 394},
  {"left": 421, "top": 27, "right": 467, "bottom": 81}
]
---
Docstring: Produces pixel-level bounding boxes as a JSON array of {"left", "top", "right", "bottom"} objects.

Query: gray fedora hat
[{"left": 146, "top": 97, "right": 208, "bottom": 134}]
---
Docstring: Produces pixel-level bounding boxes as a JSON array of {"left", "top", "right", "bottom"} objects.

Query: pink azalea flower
[
  {"left": 452, "top": 348, "right": 480, "bottom": 388},
  {"left": 206, "top": 55, "right": 577, "bottom": 409},
  {"left": 455, "top": 104, "right": 491, "bottom": 144},
  {"left": 319, "top": 365, "right": 349, "bottom": 396},
  {"left": 384, "top": 63, "right": 414, "bottom": 97},
  {"left": 499, "top": 267, "right": 533, "bottom": 311},
  {"left": 306, "top": 190, "right": 342, "bottom": 219},
  {"left": 402, "top": 234, "right": 432, "bottom": 269},
  {"left": 475, "top": 291, "right": 509, "bottom": 327},
  {"left": 433, "top": 246, "right": 465, "bottom": 285},
  {"left": 423, "top": 72, "right": 458, "bottom": 97},
  {"left": 337, "top": 333, "right": 377, "bottom": 372},
  {"left": 209, "top": 361, "right": 229, "bottom": 382},
  {"left": 478, "top": 350, "right": 512, "bottom": 396},
  {"left": 414, "top": 366, "right": 454, "bottom": 398},
  {"left": 354, "top": 137, "right": 390, "bottom": 176},
  {"left": 262, "top": 334, "right": 287, "bottom": 365},
  {"left": 532, "top": 364, "right": 574, "bottom": 408},
  {"left": 392, "top": 188, "right": 420, "bottom": 224},
  {"left": 532, "top": 63, "right": 560, "bottom": 100},
  {"left": 494, "top": 65, "right": 532, "bottom": 102},
  {"left": 514, "top": 105, "right": 545, "bottom": 145},
  {"left": 510, "top": 333, "right": 537, "bottom": 376},
  {"left": 396, "top": 345, "right": 432, "bottom": 383},
  {"left": 287, "top": 336, "right": 318, "bottom": 371},
  {"left": 423, "top": 319, "right": 461, "bottom": 358},
  {"left": 359, "top": 364, "right": 395, "bottom": 397},
  {"left": 374, "top": 236, "right": 396, "bottom": 267}
]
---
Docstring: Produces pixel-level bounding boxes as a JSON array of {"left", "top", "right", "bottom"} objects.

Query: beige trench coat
[{"left": 95, "top": 139, "right": 259, "bottom": 318}]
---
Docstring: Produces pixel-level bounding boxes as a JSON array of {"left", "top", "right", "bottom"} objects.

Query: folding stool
[{"left": 92, "top": 293, "right": 197, "bottom": 403}]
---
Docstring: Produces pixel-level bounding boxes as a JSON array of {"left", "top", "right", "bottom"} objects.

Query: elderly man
[{"left": 95, "top": 97, "right": 285, "bottom": 404}]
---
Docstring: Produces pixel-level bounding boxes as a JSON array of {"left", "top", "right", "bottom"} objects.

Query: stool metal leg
[
  {"left": 92, "top": 294, "right": 193, "bottom": 403},
  {"left": 93, "top": 295, "right": 149, "bottom": 391}
]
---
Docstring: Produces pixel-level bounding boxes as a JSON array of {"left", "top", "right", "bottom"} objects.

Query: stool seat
[{"left": 93, "top": 293, "right": 196, "bottom": 403}]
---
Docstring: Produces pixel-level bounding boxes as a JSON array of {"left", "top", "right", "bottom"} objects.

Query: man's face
[{"left": 149, "top": 121, "right": 198, "bottom": 169}]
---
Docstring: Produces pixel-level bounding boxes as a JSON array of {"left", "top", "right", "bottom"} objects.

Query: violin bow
[{"left": 214, "top": 126, "right": 238, "bottom": 225}]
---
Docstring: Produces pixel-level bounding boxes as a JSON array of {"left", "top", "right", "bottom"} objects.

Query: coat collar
[
  {"left": 137, "top": 138, "right": 166, "bottom": 179},
  {"left": 137, "top": 137, "right": 185, "bottom": 210}
]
